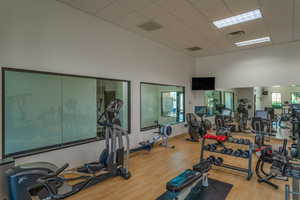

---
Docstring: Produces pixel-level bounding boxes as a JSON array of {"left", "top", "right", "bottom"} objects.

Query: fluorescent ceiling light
[
  {"left": 213, "top": 9, "right": 262, "bottom": 28},
  {"left": 272, "top": 85, "right": 280, "bottom": 88},
  {"left": 235, "top": 37, "right": 271, "bottom": 47}
]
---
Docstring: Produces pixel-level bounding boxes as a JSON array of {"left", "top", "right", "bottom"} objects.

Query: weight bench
[{"left": 165, "top": 160, "right": 211, "bottom": 200}]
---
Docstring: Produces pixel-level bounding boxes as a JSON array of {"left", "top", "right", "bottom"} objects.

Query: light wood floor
[{"left": 67, "top": 133, "right": 290, "bottom": 200}]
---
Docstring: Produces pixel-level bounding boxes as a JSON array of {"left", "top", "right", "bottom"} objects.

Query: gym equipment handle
[
  {"left": 55, "top": 163, "right": 69, "bottom": 176},
  {"left": 41, "top": 163, "right": 69, "bottom": 180}
]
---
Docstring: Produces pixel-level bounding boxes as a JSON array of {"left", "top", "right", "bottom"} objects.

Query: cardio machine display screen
[
  {"left": 222, "top": 109, "right": 231, "bottom": 117},
  {"left": 255, "top": 110, "right": 268, "bottom": 120}
]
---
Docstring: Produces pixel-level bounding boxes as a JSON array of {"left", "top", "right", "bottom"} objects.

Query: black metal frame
[
  {"left": 200, "top": 137, "right": 253, "bottom": 180},
  {"left": 2, "top": 67, "right": 131, "bottom": 158},
  {"left": 140, "top": 82, "right": 185, "bottom": 131}
]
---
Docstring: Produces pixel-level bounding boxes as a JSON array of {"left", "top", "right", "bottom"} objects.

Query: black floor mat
[{"left": 157, "top": 178, "right": 233, "bottom": 200}]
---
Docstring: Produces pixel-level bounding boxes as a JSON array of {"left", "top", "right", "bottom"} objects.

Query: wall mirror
[
  {"left": 196, "top": 85, "right": 300, "bottom": 140},
  {"left": 140, "top": 82, "right": 185, "bottom": 131}
]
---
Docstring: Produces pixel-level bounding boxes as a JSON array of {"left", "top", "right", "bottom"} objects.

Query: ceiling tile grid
[
  {"left": 259, "top": 0, "right": 294, "bottom": 43},
  {"left": 294, "top": 0, "right": 300, "bottom": 40},
  {"left": 57, "top": 0, "right": 298, "bottom": 57}
]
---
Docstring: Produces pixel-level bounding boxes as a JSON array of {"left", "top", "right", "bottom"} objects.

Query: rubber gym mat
[{"left": 156, "top": 178, "right": 233, "bottom": 200}]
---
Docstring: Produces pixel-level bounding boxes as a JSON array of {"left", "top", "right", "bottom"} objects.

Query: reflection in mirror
[
  {"left": 253, "top": 86, "right": 300, "bottom": 140},
  {"left": 202, "top": 90, "right": 235, "bottom": 116},
  {"left": 3, "top": 68, "right": 131, "bottom": 157},
  {"left": 140, "top": 83, "right": 185, "bottom": 130},
  {"left": 96, "top": 79, "right": 129, "bottom": 139},
  {"left": 196, "top": 87, "right": 254, "bottom": 135}
]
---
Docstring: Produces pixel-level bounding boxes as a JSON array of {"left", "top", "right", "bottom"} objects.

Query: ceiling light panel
[
  {"left": 235, "top": 36, "right": 271, "bottom": 47},
  {"left": 213, "top": 9, "right": 262, "bottom": 28}
]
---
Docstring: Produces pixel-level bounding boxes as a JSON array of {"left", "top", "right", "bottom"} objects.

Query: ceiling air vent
[
  {"left": 226, "top": 30, "right": 245, "bottom": 39},
  {"left": 138, "top": 21, "right": 163, "bottom": 31},
  {"left": 187, "top": 46, "right": 203, "bottom": 51}
]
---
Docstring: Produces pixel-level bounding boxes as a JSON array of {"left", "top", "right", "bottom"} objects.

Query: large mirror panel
[
  {"left": 141, "top": 83, "right": 185, "bottom": 131},
  {"left": 197, "top": 85, "right": 300, "bottom": 140},
  {"left": 3, "top": 68, "right": 130, "bottom": 157}
]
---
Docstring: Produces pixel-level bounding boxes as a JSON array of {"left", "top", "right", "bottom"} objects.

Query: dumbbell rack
[{"left": 200, "top": 137, "right": 253, "bottom": 180}]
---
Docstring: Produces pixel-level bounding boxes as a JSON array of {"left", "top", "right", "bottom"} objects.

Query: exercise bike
[
  {"left": 186, "top": 112, "right": 212, "bottom": 142},
  {"left": 255, "top": 139, "right": 289, "bottom": 189}
]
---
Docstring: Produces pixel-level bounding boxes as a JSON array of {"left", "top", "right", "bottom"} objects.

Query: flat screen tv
[{"left": 192, "top": 77, "right": 215, "bottom": 90}]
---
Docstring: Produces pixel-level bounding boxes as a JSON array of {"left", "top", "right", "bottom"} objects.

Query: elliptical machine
[
  {"left": 7, "top": 99, "right": 131, "bottom": 200},
  {"left": 76, "top": 99, "right": 131, "bottom": 179}
]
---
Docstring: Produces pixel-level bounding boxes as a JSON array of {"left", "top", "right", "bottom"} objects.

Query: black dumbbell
[
  {"left": 237, "top": 139, "right": 244, "bottom": 144},
  {"left": 226, "top": 148, "right": 233, "bottom": 155},
  {"left": 233, "top": 149, "right": 243, "bottom": 157},
  {"left": 205, "top": 144, "right": 215, "bottom": 152},
  {"left": 221, "top": 147, "right": 227, "bottom": 154},
  {"left": 233, "top": 138, "right": 239, "bottom": 143},
  {"left": 291, "top": 144, "right": 298, "bottom": 158},
  {"left": 214, "top": 157, "right": 224, "bottom": 166},
  {"left": 209, "top": 144, "right": 217, "bottom": 151},
  {"left": 241, "top": 150, "right": 250, "bottom": 158},
  {"left": 207, "top": 156, "right": 216, "bottom": 164},
  {"left": 204, "top": 145, "right": 210, "bottom": 151},
  {"left": 244, "top": 139, "right": 250, "bottom": 145}
]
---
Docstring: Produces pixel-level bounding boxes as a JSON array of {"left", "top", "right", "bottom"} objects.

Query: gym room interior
[{"left": 1, "top": 0, "right": 300, "bottom": 200}]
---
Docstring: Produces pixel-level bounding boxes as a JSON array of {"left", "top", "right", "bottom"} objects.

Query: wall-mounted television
[{"left": 192, "top": 77, "right": 215, "bottom": 90}]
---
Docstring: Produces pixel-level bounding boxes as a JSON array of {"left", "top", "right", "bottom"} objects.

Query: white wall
[
  {"left": 195, "top": 41, "right": 300, "bottom": 89},
  {"left": 0, "top": 0, "right": 195, "bottom": 167}
]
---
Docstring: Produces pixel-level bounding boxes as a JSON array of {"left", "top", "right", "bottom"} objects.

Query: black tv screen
[{"left": 192, "top": 77, "right": 215, "bottom": 90}]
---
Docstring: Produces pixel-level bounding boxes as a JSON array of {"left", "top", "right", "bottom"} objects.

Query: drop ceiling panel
[
  {"left": 259, "top": 0, "right": 294, "bottom": 43},
  {"left": 59, "top": 0, "right": 114, "bottom": 14},
  {"left": 144, "top": 28, "right": 194, "bottom": 49},
  {"left": 224, "top": 0, "right": 260, "bottom": 14},
  {"left": 239, "top": 20, "right": 270, "bottom": 40},
  {"left": 57, "top": 0, "right": 297, "bottom": 57},
  {"left": 138, "top": 3, "right": 168, "bottom": 20},
  {"left": 154, "top": 0, "right": 231, "bottom": 48},
  {"left": 194, "top": 46, "right": 237, "bottom": 57},
  {"left": 155, "top": 0, "right": 213, "bottom": 32},
  {"left": 294, "top": 0, "right": 300, "bottom": 40},
  {"left": 96, "top": 1, "right": 134, "bottom": 22},
  {"left": 116, "top": 12, "right": 150, "bottom": 31},
  {"left": 189, "top": 0, "right": 232, "bottom": 20},
  {"left": 113, "top": 0, "right": 157, "bottom": 12}
]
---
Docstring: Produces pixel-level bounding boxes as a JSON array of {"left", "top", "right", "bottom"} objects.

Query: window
[
  {"left": 271, "top": 92, "right": 282, "bottom": 108},
  {"left": 224, "top": 91, "right": 234, "bottom": 111},
  {"left": 3, "top": 68, "right": 130, "bottom": 158},
  {"left": 141, "top": 83, "right": 185, "bottom": 130},
  {"left": 291, "top": 92, "right": 300, "bottom": 104}
]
